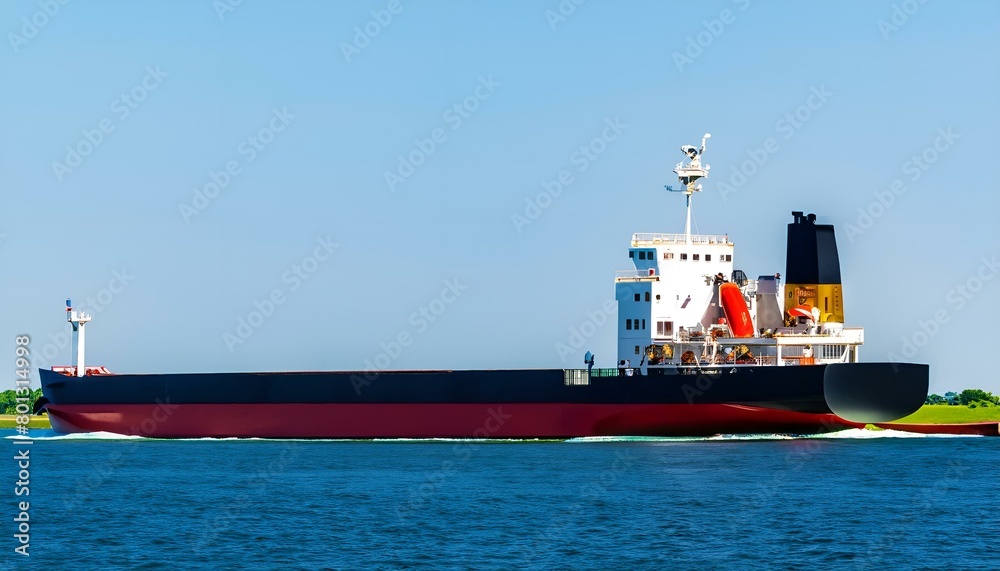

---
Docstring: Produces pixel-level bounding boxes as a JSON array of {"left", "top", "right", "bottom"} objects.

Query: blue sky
[{"left": 2, "top": 0, "right": 998, "bottom": 394}]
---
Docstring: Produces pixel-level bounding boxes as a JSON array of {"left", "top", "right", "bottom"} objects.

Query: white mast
[
  {"left": 66, "top": 299, "right": 92, "bottom": 377},
  {"left": 668, "top": 133, "right": 711, "bottom": 244}
]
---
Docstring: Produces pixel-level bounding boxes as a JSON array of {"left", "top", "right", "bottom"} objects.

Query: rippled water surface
[{"left": 4, "top": 429, "right": 998, "bottom": 570}]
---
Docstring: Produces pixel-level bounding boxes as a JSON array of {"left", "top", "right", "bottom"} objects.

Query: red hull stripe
[{"left": 46, "top": 403, "right": 860, "bottom": 438}]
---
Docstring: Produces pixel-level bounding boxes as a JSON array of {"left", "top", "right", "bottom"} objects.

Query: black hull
[{"left": 37, "top": 363, "right": 928, "bottom": 438}]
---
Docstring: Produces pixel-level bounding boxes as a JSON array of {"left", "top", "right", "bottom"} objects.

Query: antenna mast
[
  {"left": 66, "top": 299, "right": 92, "bottom": 377},
  {"left": 667, "top": 133, "right": 711, "bottom": 244}
]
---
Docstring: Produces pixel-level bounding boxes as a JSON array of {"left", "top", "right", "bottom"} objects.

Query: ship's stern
[{"left": 823, "top": 362, "right": 928, "bottom": 423}]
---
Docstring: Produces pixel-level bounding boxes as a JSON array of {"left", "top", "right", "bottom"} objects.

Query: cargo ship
[{"left": 36, "top": 133, "right": 928, "bottom": 438}]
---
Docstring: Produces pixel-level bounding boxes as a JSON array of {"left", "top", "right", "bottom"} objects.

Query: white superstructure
[{"left": 613, "top": 135, "right": 863, "bottom": 373}]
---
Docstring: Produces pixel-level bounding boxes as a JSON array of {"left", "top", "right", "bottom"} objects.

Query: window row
[
  {"left": 625, "top": 318, "right": 646, "bottom": 331},
  {"left": 632, "top": 293, "right": 661, "bottom": 302},
  {"left": 676, "top": 253, "right": 733, "bottom": 262},
  {"left": 629, "top": 250, "right": 656, "bottom": 260},
  {"left": 629, "top": 251, "right": 732, "bottom": 262},
  {"left": 623, "top": 319, "right": 674, "bottom": 335}
]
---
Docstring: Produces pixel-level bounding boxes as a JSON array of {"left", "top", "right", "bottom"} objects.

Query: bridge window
[
  {"left": 656, "top": 321, "right": 674, "bottom": 336},
  {"left": 629, "top": 251, "right": 634, "bottom": 259},
  {"left": 693, "top": 254, "right": 700, "bottom": 261},
  {"left": 664, "top": 252, "right": 674, "bottom": 260},
  {"left": 634, "top": 293, "right": 640, "bottom": 302},
  {"left": 644, "top": 292, "right": 650, "bottom": 302},
  {"left": 705, "top": 254, "right": 712, "bottom": 261},
  {"left": 641, "top": 319, "right": 646, "bottom": 329},
  {"left": 633, "top": 319, "right": 639, "bottom": 330},
  {"left": 626, "top": 320, "right": 632, "bottom": 330},
  {"left": 724, "top": 254, "right": 732, "bottom": 262},
  {"left": 680, "top": 253, "right": 688, "bottom": 261},
  {"left": 638, "top": 251, "right": 646, "bottom": 260}
]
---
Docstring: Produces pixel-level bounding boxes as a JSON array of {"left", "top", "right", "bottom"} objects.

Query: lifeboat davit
[{"left": 719, "top": 282, "right": 754, "bottom": 338}]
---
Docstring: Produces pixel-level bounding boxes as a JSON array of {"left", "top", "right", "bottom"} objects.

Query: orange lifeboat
[{"left": 719, "top": 282, "right": 754, "bottom": 338}]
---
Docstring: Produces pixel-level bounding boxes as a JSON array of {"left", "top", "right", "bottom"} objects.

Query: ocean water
[{"left": 3, "top": 429, "right": 998, "bottom": 570}]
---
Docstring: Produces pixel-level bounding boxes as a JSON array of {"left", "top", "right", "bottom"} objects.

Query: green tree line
[
  {"left": 925, "top": 389, "right": 999, "bottom": 408},
  {"left": 0, "top": 389, "right": 44, "bottom": 415}
]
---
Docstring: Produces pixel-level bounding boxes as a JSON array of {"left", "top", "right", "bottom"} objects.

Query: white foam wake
[
  {"left": 3, "top": 428, "right": 982, "bottom": 442},
  {"left": 810, "top": 428, "right": 982, "bottom": 439},
  {"left": 4, "top": 431, "right": 146, "bottom": 441},
  {"left": 567, "top": 429, "right": 983, "bottom": 442}
]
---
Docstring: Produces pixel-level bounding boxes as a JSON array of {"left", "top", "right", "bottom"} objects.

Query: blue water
[{"left": 3, "top": 429, "right": 998, "bottom": 570}]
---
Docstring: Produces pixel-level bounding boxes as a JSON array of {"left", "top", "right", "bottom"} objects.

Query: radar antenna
[
  {"left": 665, "top": 133, "right": 711, "bottom": 244},
  {"left": 65, "top": 298, "right": 92, "bottom": 377}
]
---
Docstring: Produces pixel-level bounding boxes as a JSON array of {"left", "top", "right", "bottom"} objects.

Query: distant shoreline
[
  {"left": 0, "top": 414, "right": 50, "bottom": 429},
  {"left": 4, "top": 405, "right": 999, "bottom": 431},
  {"left": 894, "top": 404, "right": 1000, "bottom": 424}
]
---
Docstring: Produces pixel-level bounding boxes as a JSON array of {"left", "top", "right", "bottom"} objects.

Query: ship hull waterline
[
  {"left": 37, "top": 363, "right": 928, "bottom": 439},
  {"left": 44, "top": 403, "right": 863, "bottom": 439}
]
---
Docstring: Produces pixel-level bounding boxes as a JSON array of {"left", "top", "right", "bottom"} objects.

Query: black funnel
[{"left": 786, "top": 211, "right": 842, "bottom": 285}]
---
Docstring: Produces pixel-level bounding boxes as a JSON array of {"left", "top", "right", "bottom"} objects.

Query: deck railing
[
  {"left": 614, "top": 270, "right": 658, "bottom": 281},
  {"left": 631, "top": 233, "right": 730, "bottom": 245}
]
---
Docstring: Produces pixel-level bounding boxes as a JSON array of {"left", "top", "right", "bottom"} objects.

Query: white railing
[
  {"left": 615, "top": 269, "right": 657, "bottom": 281},
  {"left": 840, "top": 327, "right": 864, "bottom": 343},
  {"left": 632, "top": 233, "right": 730, "bottom": 245}
]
